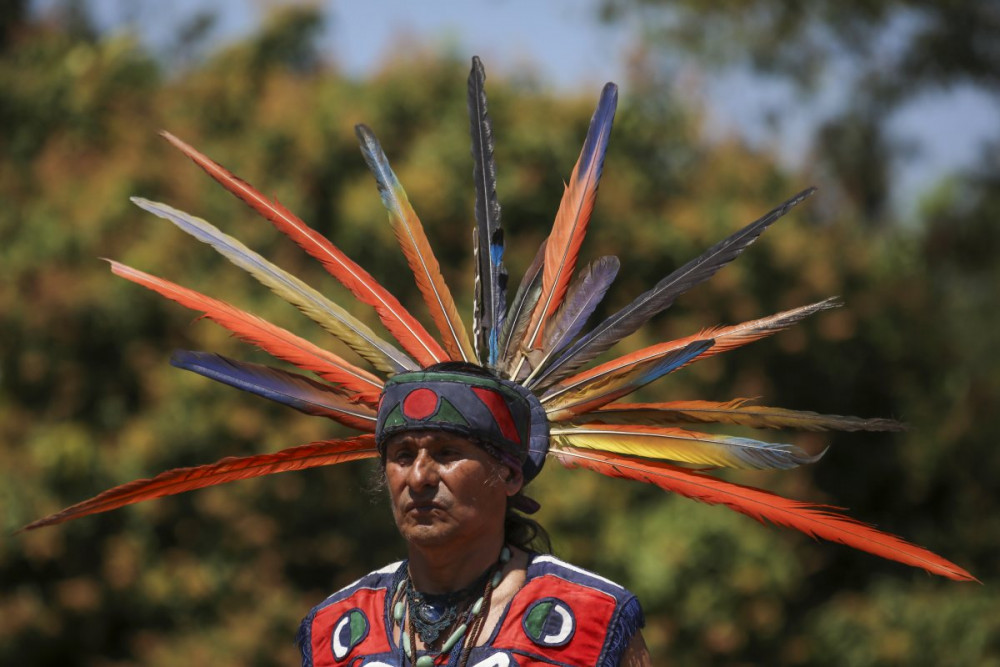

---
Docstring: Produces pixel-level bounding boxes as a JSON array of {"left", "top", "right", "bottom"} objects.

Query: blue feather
[
  {"left": 543, "top": 256, "right": 619, "bottom": 360},
  {"left": 576, "top": 83, "right": 618, "bottom": 184},
  {"left": 171, "top": 351, "right": 376, "bottom": 429}
]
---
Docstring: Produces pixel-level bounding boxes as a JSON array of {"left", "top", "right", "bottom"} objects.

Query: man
[{"left": 297, "top": 365, "right": 651, "bottom": 666}]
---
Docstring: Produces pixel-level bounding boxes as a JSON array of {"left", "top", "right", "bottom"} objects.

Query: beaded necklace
[{"left": 394, "top": 546, "right": 512, "bottom": 667}]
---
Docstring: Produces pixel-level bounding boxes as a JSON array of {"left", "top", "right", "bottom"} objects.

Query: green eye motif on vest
[
  {"left": 331, "top": 608, "right": 369, "bottom": 660},
  {"left": 522, "top": 597, "right": 575, "bottom": 647}
]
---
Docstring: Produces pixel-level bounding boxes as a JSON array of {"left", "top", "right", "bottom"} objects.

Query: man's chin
[{"left": 398, "top": 522, "right": 458, "bottom": 548}]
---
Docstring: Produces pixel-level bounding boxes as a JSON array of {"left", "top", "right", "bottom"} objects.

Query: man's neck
[{"left": 406, "top": 535, "right": 506, "bottom": 594}]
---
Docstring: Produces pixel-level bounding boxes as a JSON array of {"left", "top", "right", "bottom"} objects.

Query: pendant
[
  {"left": 413, "top": 599, "right": 458, "bottom": 644},
  {"left": 417, "top": 601, "right": 446, "bottom": 624}
]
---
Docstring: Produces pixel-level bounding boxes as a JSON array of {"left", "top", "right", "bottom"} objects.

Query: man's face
[{"left": 384, "top": 431, "right": 523, "bottom": 549}]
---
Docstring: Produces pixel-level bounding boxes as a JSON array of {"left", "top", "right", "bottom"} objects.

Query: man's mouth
[{"left": 406, "top": 500, "right": 442, "bottom": 513}]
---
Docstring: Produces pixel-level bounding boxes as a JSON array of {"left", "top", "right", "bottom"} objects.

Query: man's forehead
[{"left": 385, "top": 430, "right": 480, "bottom": 449}]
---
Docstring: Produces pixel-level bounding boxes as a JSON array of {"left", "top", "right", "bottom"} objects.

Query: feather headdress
[{"left": 24, "top": 58, "right": 974, "bottom": 582}]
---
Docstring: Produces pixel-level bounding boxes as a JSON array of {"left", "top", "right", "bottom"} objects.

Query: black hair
[{"left": 504, "top": 505, "right": 551, "bottom": 554}]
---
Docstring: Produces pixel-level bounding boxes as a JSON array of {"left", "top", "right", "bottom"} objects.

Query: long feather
[
  {"left": 536, "top": 256, "right": 619, "bottom": 368},
  {"left": 499, "top": 239, "right": 547, "bottom": 375},
  {"left": 553, "top": 447, "right": 976, "bottom": 581},
  {"left": 108, "top": 261, "right": 383, "bottom": 403},
  {"left": 516, "top": 83, "right": 618, "bottom": 377},
  {"left": 582, "top": 399, "right": 906, "bottom": 432},
  {"left": 160, "top": 131, "right": 447, "bottom": 366},
  {"left": 544, "top": 339, "right": 713, "bottom": 420},
  {"left": 22, "top": 436, "right": 378, "bottom": 531},
  {"left": 468, "top": 56, "right": 508, "bottom": 366},
  {"left": 529, "top": 188, "right": 817, "bottom": 389},
  {"left": 543, "top": 298, "right": 839, "bottom": 397},
  {"left": 354, "top": 125, "right": 476, "bottom": 363},
  {"left": 551, "top": 424, "right": 822, "bottom": 470},
  {"left": 132, "top": 197, "right": 415, "bottom": 375},
  {"left": 171, "top": 351, "right": 378, "bottom": 431}
]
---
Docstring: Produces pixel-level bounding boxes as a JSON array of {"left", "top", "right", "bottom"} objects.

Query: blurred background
[{"left": 2, "top": 1, "right": 998, "bottom": 664}]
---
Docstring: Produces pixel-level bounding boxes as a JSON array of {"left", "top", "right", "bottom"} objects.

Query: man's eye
[{"left": 391, "top": 451, "right": 414, "bottom": 463}]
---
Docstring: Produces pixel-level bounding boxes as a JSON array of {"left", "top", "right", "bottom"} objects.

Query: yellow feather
[
  {"left": 551, "top": 424, "right": 822, "bottom": 470},
  {"left": 133, "top": 198, "right": 415, "bottom": 375}
]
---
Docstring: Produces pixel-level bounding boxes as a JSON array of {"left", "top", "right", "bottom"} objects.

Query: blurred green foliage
[{"left": 2, "top": 4, "right": 997, "bottom": 665}]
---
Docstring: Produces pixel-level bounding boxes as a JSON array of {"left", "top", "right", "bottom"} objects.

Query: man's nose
[{"left": 408, "top": 449, "right": 439, "bottom": 489}]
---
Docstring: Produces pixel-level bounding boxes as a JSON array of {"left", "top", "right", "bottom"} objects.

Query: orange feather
[
  {"left": 22, "top": 436, "right": 378, "bottom": 530},
  {"left": 160, "top": 131, "right": 447, "bottom": 367},
  {"left": 520, "top": 84, "right": 618, "bottom": 358},
  {"left": 355, "top": 125, "right": 476, "bottom": 362},
  {"left": 553, "top": 447, "right": 976, "bottom": 581},
  {"left": 109, "top": 261, "right": 383, "bottom": 403}
]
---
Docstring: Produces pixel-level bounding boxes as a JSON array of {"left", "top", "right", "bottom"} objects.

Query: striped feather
[
  {"left": 582, "top": 399, "right": 906, "bottom": 432},
  {"left": 551, "top": 424, "right": 822, "bottom": 470},
  {"left": 171, "top": 351, "right": 377, "bottom": 431},
  {"left": 552, "top": 447, "right": 976, "bottom": 581},
  {"left": 468, "top": 56, "right": 508, "bottom": 366},
  {"left": 132, "top": 197, "right": 415, "bottom": 375},
  {"left": 540, "top": 255, "right": 619, "bottom": 366},
  {"left": 355, "top": 125, "right": 476, "bottom": 362},
  {"left": 160, "top": 131, "right": 447, "bottom": 366},
  {"left": 108, "top": 261, "right": 383, "bottom": 403},
  {"left": 22, "top": 436, "right": 378, "bottom": 531},
  {"left": 529, "top": 189, "right": 817, "bottom": 389}
]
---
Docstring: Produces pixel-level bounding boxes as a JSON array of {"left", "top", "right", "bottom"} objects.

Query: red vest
[{"left": 298, "top": 554, "right": 642, "bottom": 666}]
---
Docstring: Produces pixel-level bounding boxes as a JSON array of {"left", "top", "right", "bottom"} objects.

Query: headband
[{"left": 375, "top": 369, "right": 550, "bottom": 482}]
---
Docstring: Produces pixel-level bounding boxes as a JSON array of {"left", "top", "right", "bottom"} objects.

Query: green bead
[
  {"left": 402, "top": 632, "right": 411, "bottom": 657},
  {"left": 393, "top": 600, "right": 404, "bottom": 621},
  {"left": 442, "top": 623, "right": 468, "bottom": 653},
  {"left": 491, "top": 570, "right": 503, "bottom": 587},
  {"left": 471, "top": 597, "right": 484, "bottom": 615},
  {"left": 500, "top": 546, "right": 511, "bottom": 563},
  {"left": 416, "top": 656, "right": 435, "bottom": 667}
]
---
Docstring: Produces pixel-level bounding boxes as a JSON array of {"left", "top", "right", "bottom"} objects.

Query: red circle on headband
[{"left": 402, "top": 388, "right": 438, "bottom": 420}]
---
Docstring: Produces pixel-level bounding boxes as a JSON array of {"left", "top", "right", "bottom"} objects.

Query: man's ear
[{"left": 504, "top": 464, "right": 524, "bottom": 496}]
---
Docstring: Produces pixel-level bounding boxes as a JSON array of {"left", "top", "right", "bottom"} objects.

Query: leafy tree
[
  {"left": 601, "top": 0, "right": 1000, "bottom": 226},
  {"left": 2, "top": 4, "right": 996, "bottom": 665}
]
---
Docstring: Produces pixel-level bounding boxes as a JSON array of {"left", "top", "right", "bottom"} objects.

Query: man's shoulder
[
  {"left": 526, "top": 552, "right": 634, "bottom": 600},
  {"left": 299, "top": 560, "right": 403, "bottom": 635},
  {"left": 484, "top": 553, "right": 643, "bottom": 666},
  {"left": 309, "top": 560, "right": 404, "bottom": 613},
  {"left": 296, "top": 561, "right": 403, "bottom": 664}
]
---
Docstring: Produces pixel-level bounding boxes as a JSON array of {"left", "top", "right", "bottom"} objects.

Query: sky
[{"left": 33, "top": 0, "right": 1000, "bottom": 215}]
